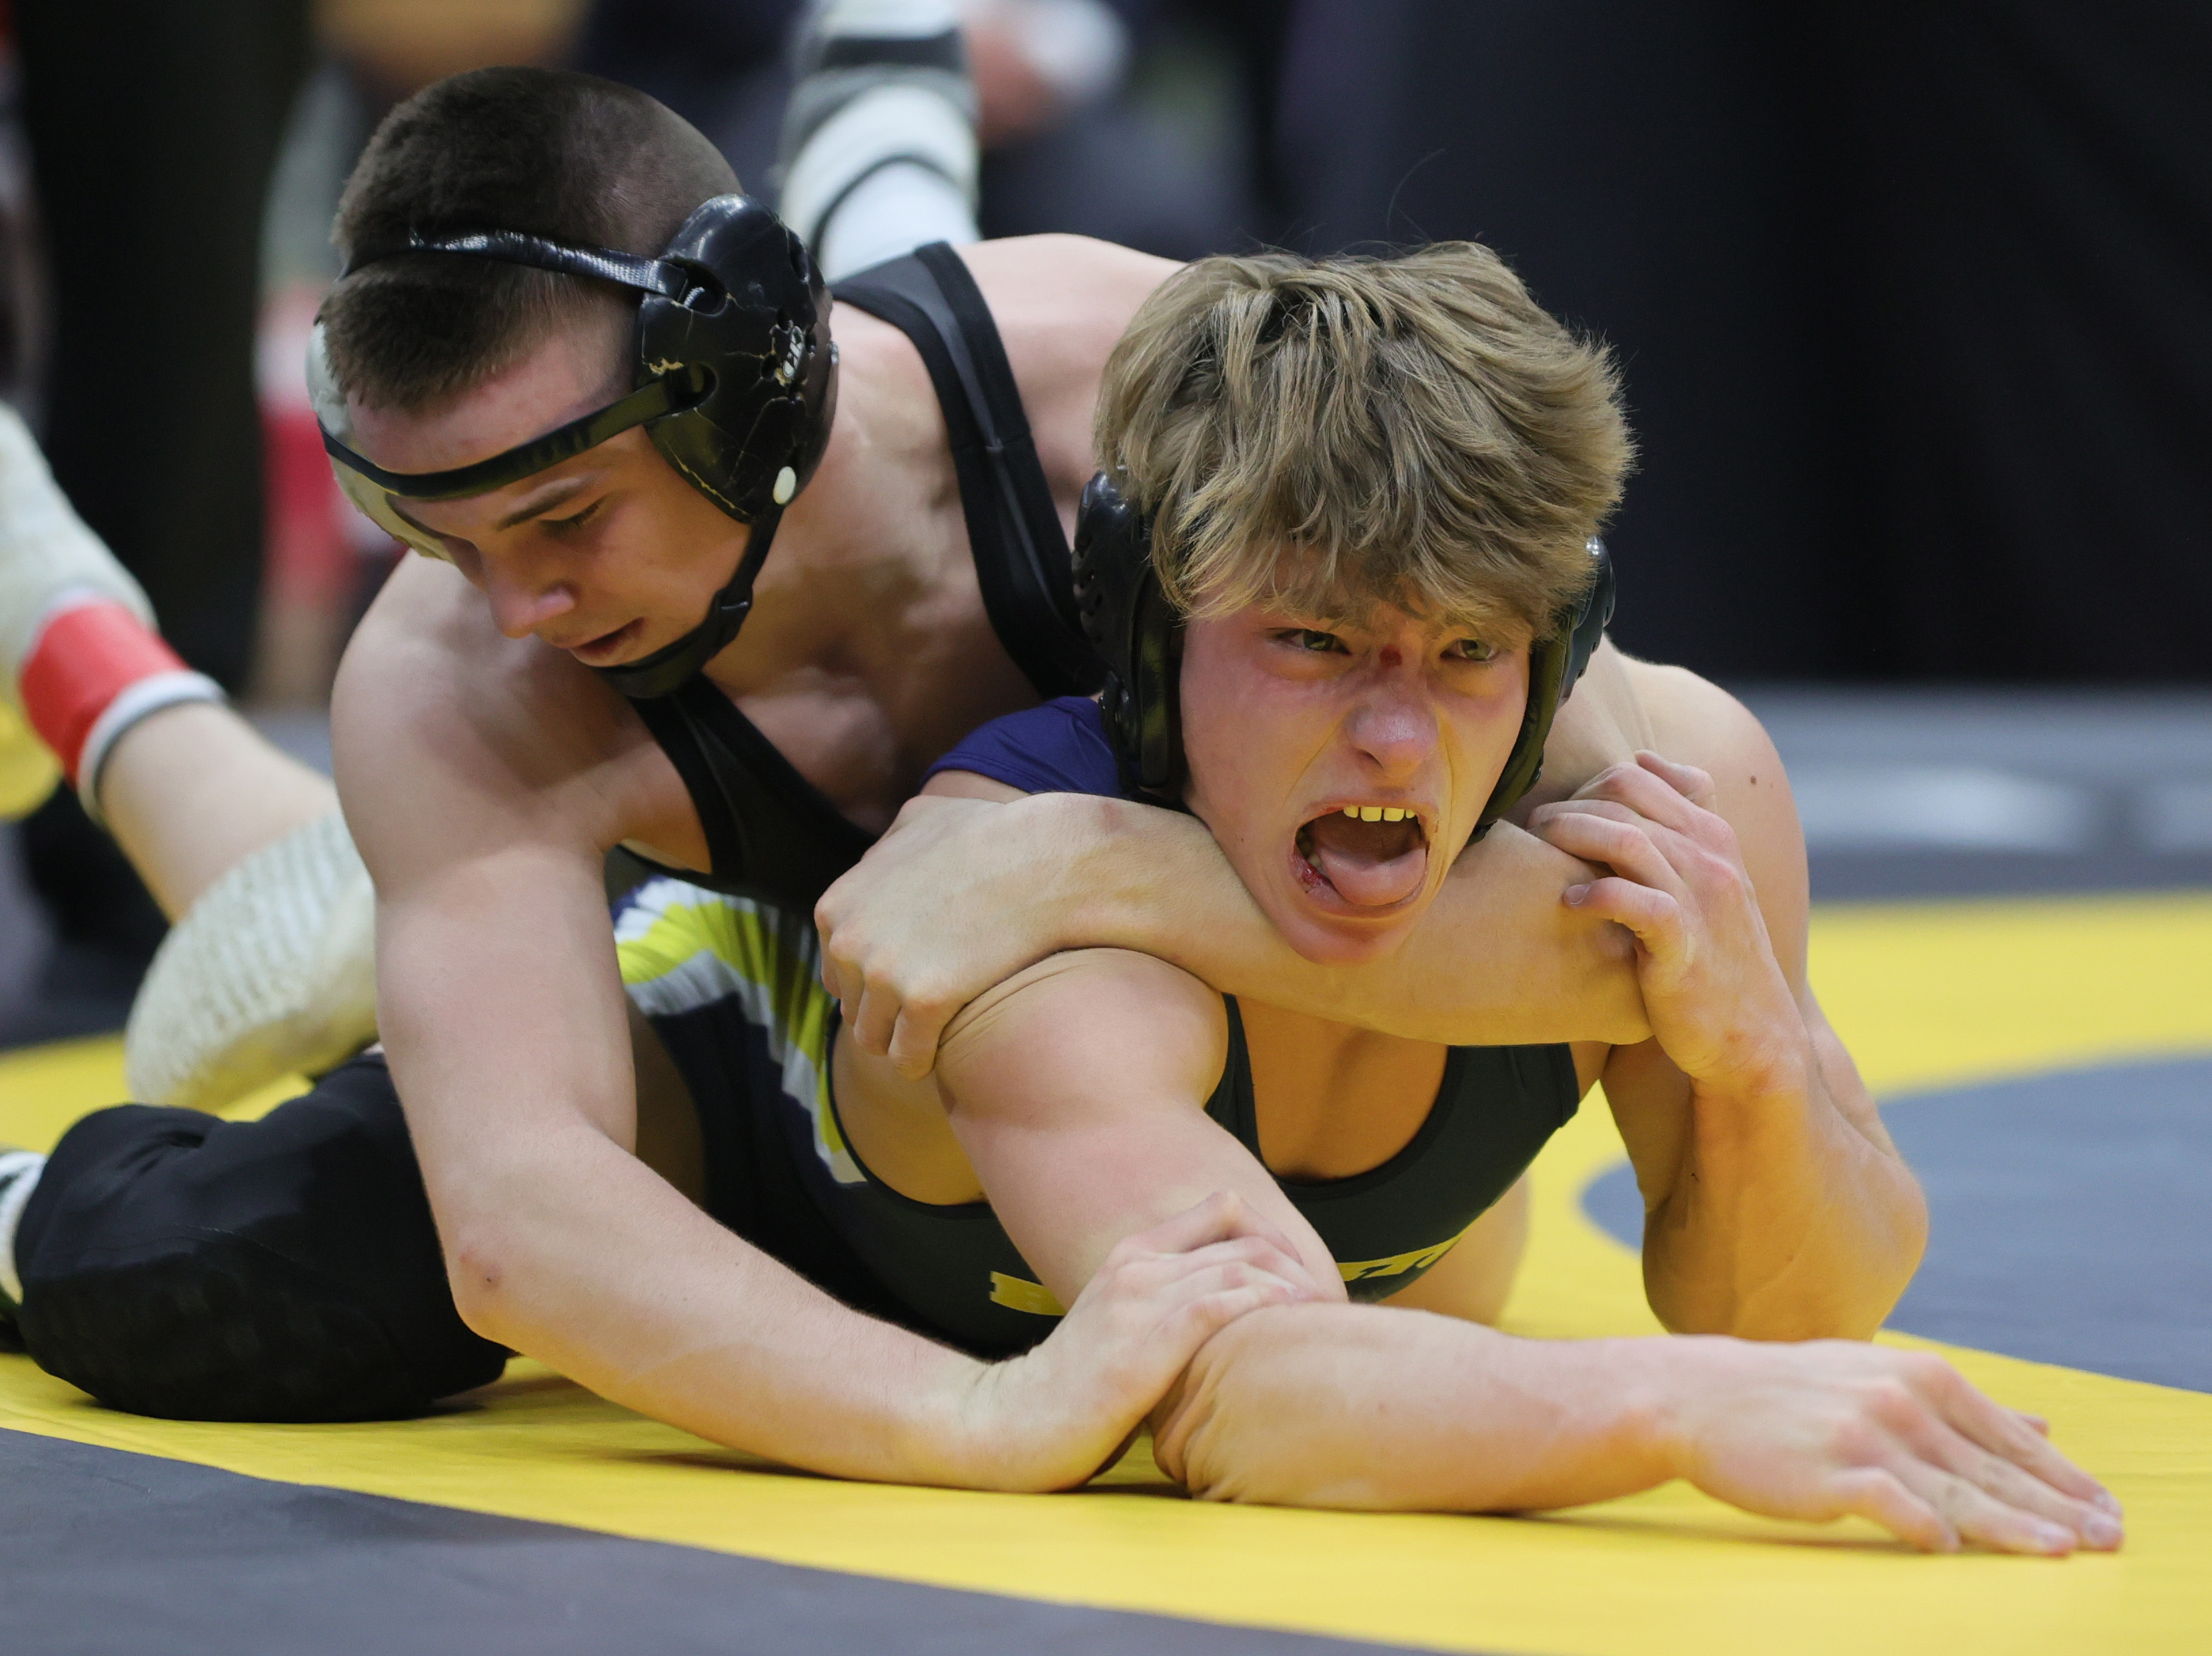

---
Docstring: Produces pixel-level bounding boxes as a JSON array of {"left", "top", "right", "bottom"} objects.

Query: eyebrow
[{"left": 493, "top": 476, "right": 592, "bottom": 531}]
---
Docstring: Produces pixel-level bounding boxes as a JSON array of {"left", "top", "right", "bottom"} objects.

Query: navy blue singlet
[{"left": 777, "top": 697, "right": 1583, "bottom": 1356}]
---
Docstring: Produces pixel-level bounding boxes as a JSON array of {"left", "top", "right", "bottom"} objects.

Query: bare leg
[
  {"left": 778, "top": 0, "right": 982, "bottom": 281},
  {"left": 97, "top": 701, "right": 337, "bottom": 921}
]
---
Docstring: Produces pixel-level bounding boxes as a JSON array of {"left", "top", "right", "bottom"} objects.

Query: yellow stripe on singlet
[
  {"left": 988, "top": 1272, "right": 1066, "bottom": 1317},
  {"left": 614, "top": 880, "right": 858, "bottom": 1183},
  {"left": 1336, "top": 1233, "right": 1463, "bottom": 1284}
]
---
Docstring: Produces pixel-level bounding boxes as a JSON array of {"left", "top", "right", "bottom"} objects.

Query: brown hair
[
  {"left": 321, "top": 67, "right": 737, "bottom": 415},
  {"left": 1094, "top": 243, "right": 1632, "bottom": 640}
]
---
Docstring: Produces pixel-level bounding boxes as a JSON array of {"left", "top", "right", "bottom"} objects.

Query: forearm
[
  {"left": 1640, "top": 1042, "right": 1927, "bottom": 1341},
  {"left": 1066, "top": 799, "right": 1646, "bottom": 1047},
  {"left": 1156, "top": 1303, "right": 1677, "bottom": 1511},
  {"left": 427, "top": 1122, "right": 1004, "bottom": 1486},
  {"left": 373, "top": 859, "right": 1004, "bottom": 1489}
]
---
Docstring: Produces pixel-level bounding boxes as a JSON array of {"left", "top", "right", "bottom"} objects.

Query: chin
[{"left": 1262, "top": 891, "right": 1424, "bottom": 967}]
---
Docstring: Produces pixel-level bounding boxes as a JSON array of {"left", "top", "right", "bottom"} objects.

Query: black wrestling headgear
[
  {"left": 1070, "top": 471, "right": 1616, "bottom": 835},
  {"left": 310, "top": 194, "right": 838, "bottom": 699}
]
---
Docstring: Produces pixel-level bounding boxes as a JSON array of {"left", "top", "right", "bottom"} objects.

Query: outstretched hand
[
  {"left": 962, "top": 1191, "right": 1328, "bottom": 1491},
  {"left": 1530, "top": 751, "right": 1807, "bottom": 1093},
  {"left": 1665, "top": 1339, "right": 2123, "bottom": 1554}
]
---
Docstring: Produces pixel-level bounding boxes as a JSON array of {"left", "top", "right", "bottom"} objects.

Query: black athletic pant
[{"left": 13, "top": 1055, "right": 506, "bottom": 1421}]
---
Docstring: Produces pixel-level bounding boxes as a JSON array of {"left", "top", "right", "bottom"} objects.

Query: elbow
[
  {"left": 1150, "top": 1319, "right": 1272, "bottom": 1503},
  {"left": 442, "top": 1216, "right": 524, "bottom": 1345},
  {"left": 1150, "top": 1306, "right": 1386, "bottom": 1509}
]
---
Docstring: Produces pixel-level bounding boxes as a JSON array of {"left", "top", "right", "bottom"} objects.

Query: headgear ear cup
[
  {"left": 1472, "top": 537, "right": 1616, "bottom": 835},
  {"left": 1070, "top": 472, "right": 1181, "bottom": 797}
]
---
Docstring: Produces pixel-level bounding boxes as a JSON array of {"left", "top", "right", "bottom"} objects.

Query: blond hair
[{"left": 1094, "top": 243, "right": 1632, "bottom": 640}]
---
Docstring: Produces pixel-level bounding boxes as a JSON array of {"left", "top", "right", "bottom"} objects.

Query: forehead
[
  {"left": 1242, "top": 585, "right": 1526, "bottom": 643},
  {"left": 344, "top": 315, "right": 630, "bottom": 477}
]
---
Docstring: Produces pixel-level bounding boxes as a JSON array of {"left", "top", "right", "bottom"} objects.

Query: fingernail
[
  {"left": 1564, "top": 884, "right": 1588, "bottom": 906},
  {"left": 2095, "top": 1489, "right": 2124, "bottom": 1517},
  {"left": 2083, "top": 1513, "right": 2123, "bottom": 1547},
  {"left": 2033, "top": 1523, "right": 2073, "bottom": 1553}
]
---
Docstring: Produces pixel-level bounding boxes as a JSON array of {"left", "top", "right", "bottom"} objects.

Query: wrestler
[
  {"left": 0, "top": 52, "right": 1610, "bottom": 1453},
  {"left": 0, "top": 34, "right": 2096, "bottom": 1542},
  {"left": 624, "top": 244, "right": 2118, "bottom": 1551}
]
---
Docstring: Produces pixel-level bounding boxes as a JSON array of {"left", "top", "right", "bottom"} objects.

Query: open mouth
[
  {"left": 1294, "top": 805, "right": 1430, "bottom": 908},
  {"left": 565, "top": 619, "right": 642, "bottom": 663}
]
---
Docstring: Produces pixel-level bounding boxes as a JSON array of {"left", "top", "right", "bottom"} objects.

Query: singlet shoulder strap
[
  {"left": 1205, "top": 997, "right": 1261, "bottom": 1151},
  {"left": 834, "top": 244, "right": 1102, "bottom": 699},
  {"left": 628, "top": 677, "right": 874, "bottom": 901},
  {"left": 630, "top": 683, "right": 747, "bottom": 875}
]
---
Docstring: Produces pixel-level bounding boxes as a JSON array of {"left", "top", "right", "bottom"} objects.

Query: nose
[
  {"left": 1343, "top": 665, "right": 1437, "bottom": 783},
  {"left": 479, "top": 547, "right": 577, "bottom": 641}
]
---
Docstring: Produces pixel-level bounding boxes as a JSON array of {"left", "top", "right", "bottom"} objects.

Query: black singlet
[
  {"left": 773, "top": 695, "right": 1584, "bottom": 1357},
  {"left": 622, "top": 242, "right": 1102, "bottom": 911}
]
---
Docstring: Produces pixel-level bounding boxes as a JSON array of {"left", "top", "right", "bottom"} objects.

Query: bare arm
[
  {"left": 822, "top": 783, "right": 1646, "bottom": 1077},
  {"left": 930, "top": 948, "right": 1347, "bottom": 1305},
  {"left": 335, "top": 563, "right": 1306, "bottom": 1488},
  {"left": 1531, "top": 667, "right": 1925, "bottom": 1339},
  {"left": 929, "top": 940, "right": 2118, "bottom": 1551}
]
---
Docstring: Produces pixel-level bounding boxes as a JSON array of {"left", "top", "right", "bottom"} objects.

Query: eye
[
  {"left": 1281, "top": 629, "right": 1346, "bottom": 654},
  {"left": 1446, "top": 637, "right": 1499, "bottom": 663},
  {"left": 547, "top": 499, "right": 604, "bottom": 533}
]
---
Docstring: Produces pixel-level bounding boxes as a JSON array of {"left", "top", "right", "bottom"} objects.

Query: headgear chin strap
[
  {"left": 1070, "top": 470, "right": 1618, "bottom": 835},
  {"left": 311, "top": 194, "right": 838, "bottom": 699}
]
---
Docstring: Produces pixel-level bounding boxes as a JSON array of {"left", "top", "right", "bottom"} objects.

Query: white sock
[
  {"left": 0, "top": 1148, "right": 45, "bottom": 1307},
  {"left": 818, "top": 158, "right": 980, "bottom": 281},
  {"left": 778, "top": 0, "right": 980, "bottom": 278}
]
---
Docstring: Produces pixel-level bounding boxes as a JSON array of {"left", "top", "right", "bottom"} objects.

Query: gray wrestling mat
[{"left": 0, "top": 1430, "right": 1426, "bottom": 1656}]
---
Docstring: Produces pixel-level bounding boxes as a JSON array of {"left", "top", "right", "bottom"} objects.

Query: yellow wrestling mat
[{"left": 5, "top": 891, "right": 2210, "bottom": 1655}]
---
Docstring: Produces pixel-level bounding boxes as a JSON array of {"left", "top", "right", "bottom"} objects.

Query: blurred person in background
[{"left": 3, "top": 0, "right": 309, "bottom": 1039}]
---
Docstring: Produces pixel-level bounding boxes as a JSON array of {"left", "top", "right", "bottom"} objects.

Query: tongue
[{"left": 1304, "top": 813, "right": 1429, "bottom": 907}]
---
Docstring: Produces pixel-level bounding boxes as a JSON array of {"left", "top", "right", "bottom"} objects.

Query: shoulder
[
  {"left": 1614, "top": 655, "right": 1811, "bottom": 972},
  {"left": 961, "top": 236, "right": 1180, "bottom": 487},
  {"left": 924, "top": 696, "right": 1122, "bottom": 799},
  {"left": 1619, "top": 658, "right": 1784, "bottom": 781},
  {"left": 1530, "top": 639, "right": 1790, "bottom": 811},
  {"left": 958, "top": 235, "right": 1180, "bottom": 341},
  {"left": 333, "top": 555, "right": 663, "bottom": 869}
]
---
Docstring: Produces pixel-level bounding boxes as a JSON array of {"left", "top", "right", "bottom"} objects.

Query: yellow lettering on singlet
[
  {"left": 988, "top": 1271, "right": 1066, "bottom": 1317},
  {"left": 1336, "top": 1235, "right": 1460, "bottom": 1283}
]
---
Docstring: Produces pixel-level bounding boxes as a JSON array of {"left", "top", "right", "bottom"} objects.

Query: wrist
[
  {"left": 1042, "top": 791, "right": 1171, "bottom": 955},
  {"left": 1685, "top": 1030, "right": 1817, "bottom": 1123},
  {"left": 1621, "top": 1335, "right": 1730, "bottom": 1483},
  {"left": 893, "top": 1346, "right": 1013, "bottom": 1489}
]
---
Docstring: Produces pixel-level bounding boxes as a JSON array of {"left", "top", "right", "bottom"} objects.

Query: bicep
[
  {"left": 337, "top": 649, "right": 643, "bottom": 1199},
  {"left": 374, "top": 843, "right": 637, "bottom": 1195},
  {"left": 934, "top": 949, "right": 1341, "bottom": 1305}
]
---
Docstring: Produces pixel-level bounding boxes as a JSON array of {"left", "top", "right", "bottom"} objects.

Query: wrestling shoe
[
  {"left": 123, "top": 809, "right": 378, "bottom": 1113},
  {"left": 776, "top": 0, "right": 981, "bottom": 281},
  {"left": 0, "top": 1147, "right": 44, "bottom": 1349},
  {"left": 0, "top": 403, "right": 159, "bottom": 819}
]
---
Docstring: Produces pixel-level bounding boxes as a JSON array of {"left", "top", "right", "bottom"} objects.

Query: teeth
[{"left": 1340, "top": 806, "right": 1411, "bottom": 822}]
